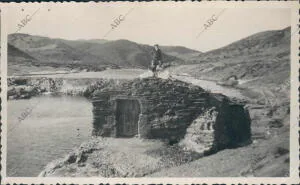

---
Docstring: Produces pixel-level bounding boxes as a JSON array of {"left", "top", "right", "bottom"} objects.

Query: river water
[{"left": 7, "top": 95, "right": 93, "bottom": 177}]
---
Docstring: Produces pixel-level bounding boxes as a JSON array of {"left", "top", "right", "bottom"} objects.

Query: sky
[{"left": 6, "top": 2, "right": 291, "bottom": 52}]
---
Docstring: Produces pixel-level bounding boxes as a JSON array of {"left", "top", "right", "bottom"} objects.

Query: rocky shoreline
[{"left": 7, "top": 77, "right": 129, "bottom": 100}]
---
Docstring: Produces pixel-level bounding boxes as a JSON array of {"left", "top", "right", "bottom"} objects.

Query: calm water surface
[{"left": 7, "top": 95, "right": 93, "bottom": 177}]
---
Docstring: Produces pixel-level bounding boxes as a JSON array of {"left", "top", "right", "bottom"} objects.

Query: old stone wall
[{"left": 92, "top": 77, "right": 251, "bottom": 152}]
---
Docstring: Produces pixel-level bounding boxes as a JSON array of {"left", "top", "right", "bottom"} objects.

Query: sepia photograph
[{"left": 1, "top": 1, "right": 299, "bottom": 183}]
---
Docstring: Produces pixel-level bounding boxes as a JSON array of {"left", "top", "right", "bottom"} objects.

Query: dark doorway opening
[{"left": 116, "top": 99, "right": 141, "bottom": 137}]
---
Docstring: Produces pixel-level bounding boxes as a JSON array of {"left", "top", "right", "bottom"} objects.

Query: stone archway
[{"left": 115, "top": 99, "right": 141, "bottom": 137}]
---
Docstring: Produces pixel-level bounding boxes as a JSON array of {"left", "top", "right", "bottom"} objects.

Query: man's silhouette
[{"left": 151, "top": 44, "right": 162, "bottom": 77}]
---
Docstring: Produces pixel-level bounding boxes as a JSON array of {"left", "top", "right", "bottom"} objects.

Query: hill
[{"left": 172, "top": 27, "right": 291, "bottom": 95}]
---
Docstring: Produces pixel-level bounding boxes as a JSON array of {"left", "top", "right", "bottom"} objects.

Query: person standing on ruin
[{"left": 151, "top": 44, "right": 162, "bottom": 77}]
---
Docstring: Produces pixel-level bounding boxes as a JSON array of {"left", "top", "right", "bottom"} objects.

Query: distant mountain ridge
[
  {"left": 8, "top": 33, "right": 112, "bottom": 70},
  {"left": 8, "top": 34, "right": 185, "bottom": 73}
]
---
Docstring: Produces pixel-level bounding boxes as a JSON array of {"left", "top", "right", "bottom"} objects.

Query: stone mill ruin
[{"left": 92, "top": 77, "right": 251, "bottom": 154}]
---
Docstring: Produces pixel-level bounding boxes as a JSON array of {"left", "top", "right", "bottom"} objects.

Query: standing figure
[{"left": 151, "top": 44, "right": 162, "bottom": 77}]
